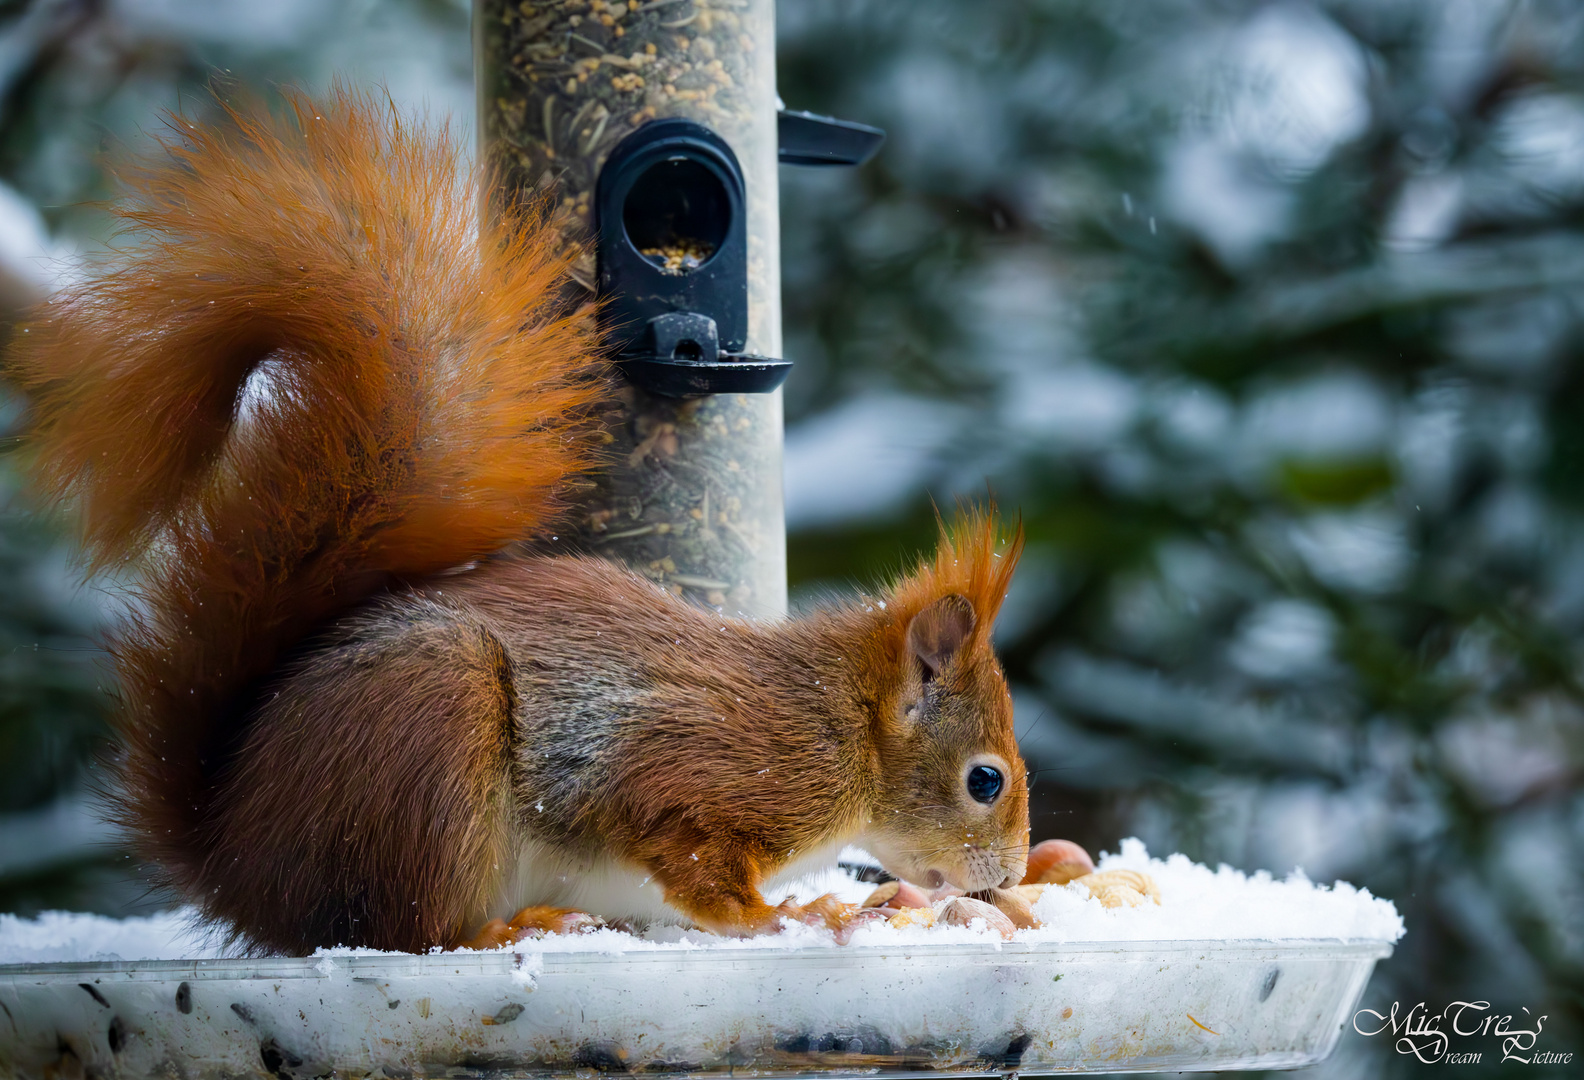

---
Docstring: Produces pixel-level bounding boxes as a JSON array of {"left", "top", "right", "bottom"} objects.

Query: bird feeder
[
  {"left": 0, "top": 9, "right": 1403, "bottom": 1080},
  {"left": 474, "top": 0, "right": 879, "bottom": 618}
]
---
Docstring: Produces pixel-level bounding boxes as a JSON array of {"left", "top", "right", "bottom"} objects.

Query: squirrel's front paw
[
  {"left": 777, "top": 894, "right": 887, "bottom": 944},
  {"left": 460, "top": 906, "right": 605, "bottom": 949}
]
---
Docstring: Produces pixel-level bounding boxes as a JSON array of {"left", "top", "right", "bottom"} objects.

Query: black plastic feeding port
[
  {"left": 597, "top": 118, "right": 790, "bottom": 398},
  {"left": 598, "top": 112, "right": 884, "bottom": 397}
]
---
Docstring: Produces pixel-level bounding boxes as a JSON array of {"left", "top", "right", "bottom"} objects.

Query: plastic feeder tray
[{"left": 0, "top": 937, "right": 1390, "bottom": 1077}]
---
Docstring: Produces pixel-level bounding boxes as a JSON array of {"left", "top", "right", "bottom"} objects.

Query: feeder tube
[{"left": 475, "top": 0, "right": 786, "bottom": 618}]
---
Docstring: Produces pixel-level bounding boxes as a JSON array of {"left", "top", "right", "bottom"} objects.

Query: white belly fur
[
  {"left": 492, "top": 826, "right": 682, "bottom": 926},
  {"left": 491, "top": 827, "right": 859, "bottom": 928},
  {"left": 761, "top": 836, "right": 859, "bottom": 901}
]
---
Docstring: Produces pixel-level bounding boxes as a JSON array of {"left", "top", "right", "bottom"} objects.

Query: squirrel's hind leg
[{"left": 201, "top": 599, "right": 519, "bottom": 954}]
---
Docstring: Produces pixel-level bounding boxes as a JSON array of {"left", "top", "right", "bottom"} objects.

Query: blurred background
[{"left": 1, "top": 1, "right": 1582, "bottom": 1075}]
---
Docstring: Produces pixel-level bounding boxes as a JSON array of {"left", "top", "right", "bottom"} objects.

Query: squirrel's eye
[{"left": 966, "top": 765, "right": 1003, "bottom": 804}]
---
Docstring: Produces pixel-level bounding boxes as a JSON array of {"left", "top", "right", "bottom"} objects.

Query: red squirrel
[{"left": 9, "top": 88, "right": 1029, "bottom": 955}]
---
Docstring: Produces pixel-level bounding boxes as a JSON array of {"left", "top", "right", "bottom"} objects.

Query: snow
[
  {"left": 0, "top": 839, "right": 1401, "bottom": 966},
  {"left": 1025, "top": 838, "right": 1404, "bottom": 944},
  {"left": 0, "top": 909, "right": 224, "bottom": 965}
]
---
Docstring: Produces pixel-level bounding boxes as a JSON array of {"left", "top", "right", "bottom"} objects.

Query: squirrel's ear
[{"left": 906, "top": 594, "right": 975, "bottom": 683}]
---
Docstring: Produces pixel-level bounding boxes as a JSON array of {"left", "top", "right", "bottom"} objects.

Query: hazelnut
[{"left": 1021, "top": 839, "right": 1096, "bottom": 886}]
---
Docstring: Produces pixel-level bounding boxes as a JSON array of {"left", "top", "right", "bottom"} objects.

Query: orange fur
[
  {"left": 435, "top": 513, "right": 1027, "bottom": 945},
  {"left": 463, "top": 906, "right": 605, "bottom": 950},
  {"left": 7, "top": 86, "right": 607, "bottom": 919},
  {"left": 891, "top": 508, "right": 1026, "bottom": 634},
  {"left": 8, "top": 87, "right": 1029, "bottom": 955}
]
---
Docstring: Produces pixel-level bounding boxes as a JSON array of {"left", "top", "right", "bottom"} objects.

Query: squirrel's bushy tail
[{"left": 10, "top": 86, "right": 605, "bottom": 894}]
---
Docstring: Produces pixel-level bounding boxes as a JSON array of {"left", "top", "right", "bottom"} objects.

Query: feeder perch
[{"left": 597, "top": 117, "right": 788, "bottom": 397}]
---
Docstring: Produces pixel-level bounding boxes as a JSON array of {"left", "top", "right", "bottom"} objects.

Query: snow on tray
[
  {"left": 0, "top": 838, "right": 1401, "bottom": 965},
  {"left": 1022, "top": 838, "right": 1404, "bottom": 945},
  {"left": 0, "top": 909, "right": 226, "bottom": 965}
]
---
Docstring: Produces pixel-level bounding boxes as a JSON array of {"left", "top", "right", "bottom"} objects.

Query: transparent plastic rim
[{"left": 0, "top": 937, "right": 1394, "bottom": 979}]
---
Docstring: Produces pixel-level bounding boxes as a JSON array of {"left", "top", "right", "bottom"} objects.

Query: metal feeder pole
[{"left": 475, "top": 0, "right": 787, "bottom": 618}]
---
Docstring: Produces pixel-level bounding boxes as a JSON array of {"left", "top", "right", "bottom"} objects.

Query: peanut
[
  {"left": 983, "top": 886, "right": 1040, "bottom": 930},
  {"left": 1071, "top": 869, "right": 1160, "bottom": 908},
  {"left": 1078, "top": 869, "right": 1160, "bottom": 901},
  {"left": 1006, "top": 883, "right": 1048, "bottom": 905},
  {"left": 1083, "top": 883, "right": 1147, "bottom": 908}
]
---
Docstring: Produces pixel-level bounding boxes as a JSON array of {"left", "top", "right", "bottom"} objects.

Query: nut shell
[
  {"left": 1021, "top": 839, "right": 1096, "bottom": 886},
  {"left": 938, "top": 896, "right": 1017, "bottom": 939},
  {"left": 861, "top": 881, "right": 899, "bottom": 908},
  {"left": 983, "top": 887, "right": 1041, "bottom": 930}
]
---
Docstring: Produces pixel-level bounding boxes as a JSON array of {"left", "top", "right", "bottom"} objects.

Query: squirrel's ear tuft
[
  {"left": 885, "top": 504, "right": 1024, "bottom": 634},
  {"left": 906, "top": 594, "right": 975, "bottom": 683}
]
